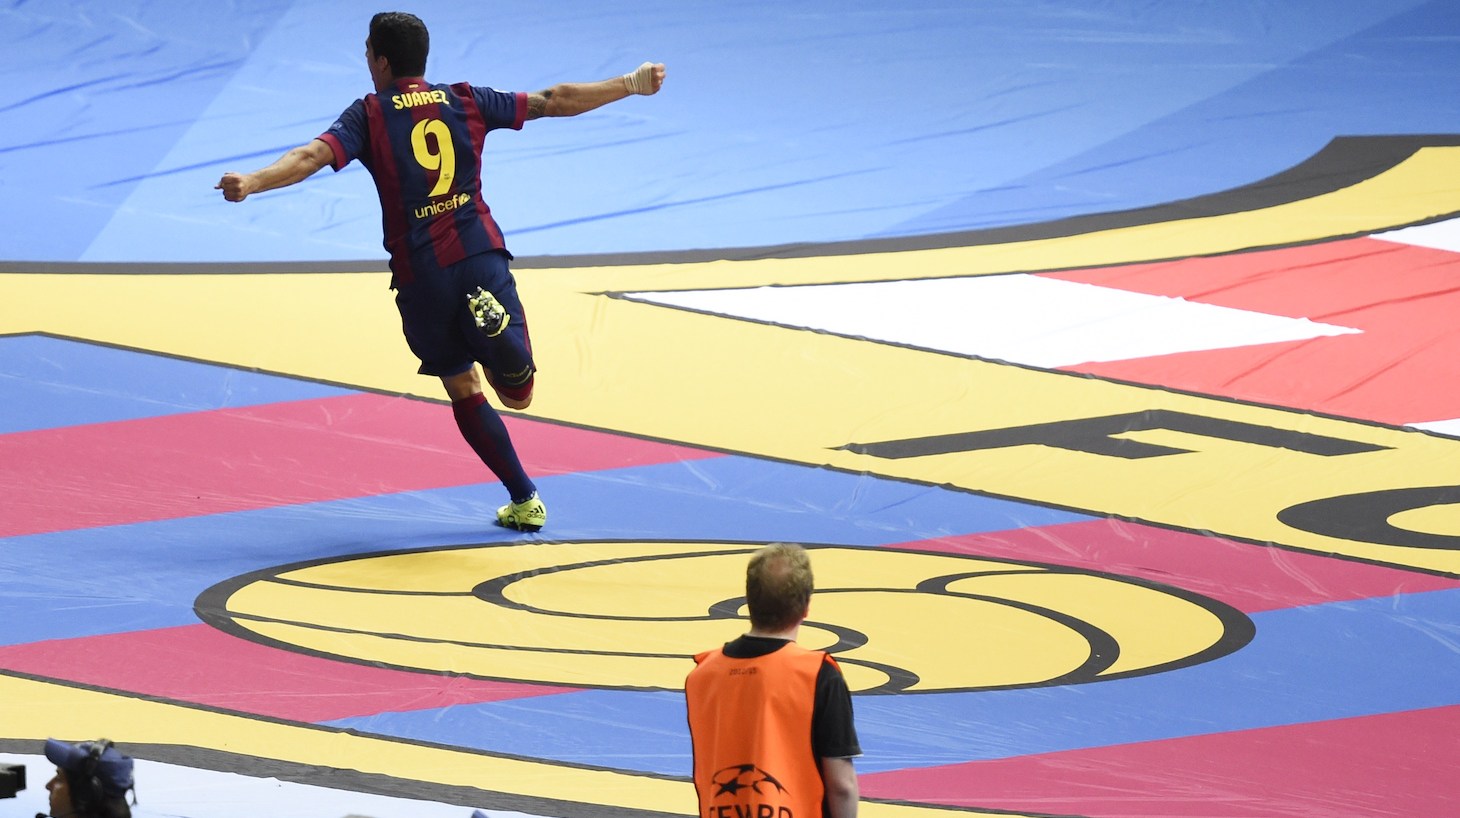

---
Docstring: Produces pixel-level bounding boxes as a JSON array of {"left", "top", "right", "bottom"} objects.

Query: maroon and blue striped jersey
[{"left": 318, "top": 77, "right": 527, "bottom": 287}]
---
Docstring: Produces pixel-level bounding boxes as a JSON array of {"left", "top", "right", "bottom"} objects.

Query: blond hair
[{"left": 745, "top": 543, "right": 813, "bottom": 631}]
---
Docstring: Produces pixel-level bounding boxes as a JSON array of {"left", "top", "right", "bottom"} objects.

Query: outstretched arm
[
  {"left": 215, "top": 139, "right": 335, "bottom": 202},
  {"left": 525, "top": 62, "right": 666, "bottom": 120}
]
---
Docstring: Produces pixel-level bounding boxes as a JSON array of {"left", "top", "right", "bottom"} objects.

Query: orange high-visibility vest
[{"left": 686, "top": 641, "right": 832, "bottom": 818}]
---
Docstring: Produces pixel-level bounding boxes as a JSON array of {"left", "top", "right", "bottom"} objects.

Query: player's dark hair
[
  {"left": 369, "top": 11, "right": 429, "bottom": 77},
  {"left": 745, "top": 543, "right": 814, "bottom": 632}
]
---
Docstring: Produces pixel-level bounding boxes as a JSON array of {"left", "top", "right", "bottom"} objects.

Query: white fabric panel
[
  {"left": 1372, "top": 217, "right": 1460, "bottom": 253},
  {"left": 0, "top": 752, "right": 546, "bottom": 818},
  {"left": 627, "top": 275, "right": 1360, "bottom": 368},
  {"left": 1407, "top": 418, "right": 1460, "bottom": 437}
]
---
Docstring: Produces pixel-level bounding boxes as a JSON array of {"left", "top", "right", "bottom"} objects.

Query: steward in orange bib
[{"left": 686, "top": 544, "right": 861, "bottom": 818}]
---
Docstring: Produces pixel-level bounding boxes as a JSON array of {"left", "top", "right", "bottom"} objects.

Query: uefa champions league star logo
[{"left": 712, "top": 763, "right": 789, "bottom": 798}]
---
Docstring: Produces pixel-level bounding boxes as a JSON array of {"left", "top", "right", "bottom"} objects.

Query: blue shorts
[{"left": 394, "top": 250, "right": 535, "bottom": 380}]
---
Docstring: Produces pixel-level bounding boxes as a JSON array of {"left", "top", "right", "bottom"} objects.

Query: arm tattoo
[{"left": 527, "top": 89, "right": 552, "bottom": 119}]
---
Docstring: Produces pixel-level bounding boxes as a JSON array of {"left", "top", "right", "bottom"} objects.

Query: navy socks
[{"left": 451, "top": 392, "right": 536, "bottom": 503}]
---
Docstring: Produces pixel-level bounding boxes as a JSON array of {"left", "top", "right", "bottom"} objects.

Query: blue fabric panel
[
  {"left": 0, "top": 1, "right": 293, "bottom": 261},
  {"left": 0, "top": 455, "right": 1089, "bottom": 645},
  {"left": 5, "top": 1, "right": 1457, "bottom": 262},
  {"left": 0, "top": 335, "right": 353, "bottom": 433},
  {"left": 886, "top": 0, "right": 1460, "bottom": 239}
]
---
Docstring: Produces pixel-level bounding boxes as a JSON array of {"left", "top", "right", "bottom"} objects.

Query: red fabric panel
[
  {"left": 0, "top": 624, "right": 570, "bottom": 722},
  {"left": 0, "top": 392, "right": 721, "bottom": 537},
  {"left": 1046, "top": 238, "right": 1460, "bottom": 425},
  {"left": 859, "top": 704, "right": 1460, "bottom": 818}
]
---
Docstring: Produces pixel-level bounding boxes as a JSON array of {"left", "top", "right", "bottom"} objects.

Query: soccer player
[{"left": 216, "top": 11, "right": 666, "bottom": 532}]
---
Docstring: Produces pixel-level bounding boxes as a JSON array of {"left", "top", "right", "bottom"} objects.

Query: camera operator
[{"left": 40, "top": 738, "right": 135, "bottom": 818}]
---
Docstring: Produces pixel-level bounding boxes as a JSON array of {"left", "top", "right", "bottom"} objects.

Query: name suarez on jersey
[{"left": 392, "top": 89, "right": 448, "bottom": 109}]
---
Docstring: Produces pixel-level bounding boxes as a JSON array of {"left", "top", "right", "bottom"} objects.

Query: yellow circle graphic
[{"left": 197, "top": 541, "right": 1251, "bottom": 693}]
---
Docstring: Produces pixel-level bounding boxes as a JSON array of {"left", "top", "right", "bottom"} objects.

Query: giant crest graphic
[{"left": 198, "top": 541, "right": 1251, "bottom": 692}]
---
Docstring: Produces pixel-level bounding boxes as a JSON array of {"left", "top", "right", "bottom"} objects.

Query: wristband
[{"left": 622, "top": 62, "right": 656, "bottom": 95}]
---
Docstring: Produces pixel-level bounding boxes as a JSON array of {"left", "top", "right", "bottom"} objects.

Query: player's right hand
[{"left": 215, "top": 172, "right": 252, "bottom": 202}]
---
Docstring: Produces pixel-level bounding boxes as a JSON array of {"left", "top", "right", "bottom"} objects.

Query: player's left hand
[{"left": 623, "top": 62, "right": 667, "bottom": 95}]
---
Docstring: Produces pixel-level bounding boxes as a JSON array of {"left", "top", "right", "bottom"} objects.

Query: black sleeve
[{"left": 812, "top": 656, "right": 861, "bottom": 758}]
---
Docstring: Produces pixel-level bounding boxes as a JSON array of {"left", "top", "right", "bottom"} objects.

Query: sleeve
[
  {"left": 318, "top": 98, "right": 368, "bottom": 171},
  {"left": 471, "top": 85, "right": 528, "bottom": 131},
  {"left": 812, "top": 655, "right": 862, "bottom": 759}
]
